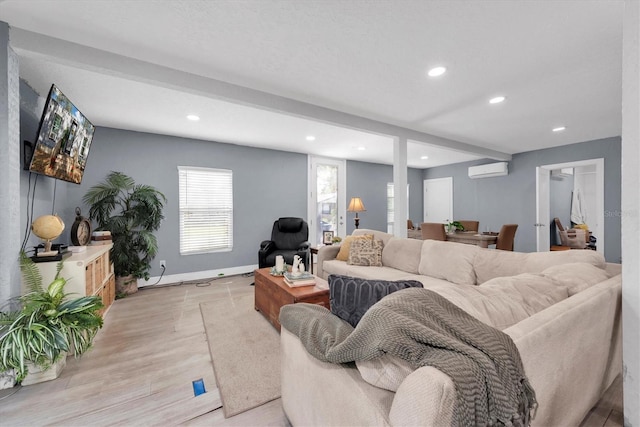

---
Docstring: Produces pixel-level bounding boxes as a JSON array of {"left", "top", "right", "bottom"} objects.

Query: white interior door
[
  {"left": 308, "top": 156, "right": 346, "bottom": 246},
  {"left": 536, "top": 167, "right": 550, "bottom": 251},
  {"left": 423, "top": 177, "right": 453, "bottom": 224}
]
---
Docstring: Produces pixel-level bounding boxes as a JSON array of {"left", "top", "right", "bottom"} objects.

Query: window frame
[{"left": 178, "top": 165, "right": 233, "bottom": 255}]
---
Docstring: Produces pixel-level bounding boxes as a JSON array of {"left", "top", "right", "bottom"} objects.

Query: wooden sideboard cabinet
[{"left": 24, "top": 245, "right": 116, "bottom": 316}]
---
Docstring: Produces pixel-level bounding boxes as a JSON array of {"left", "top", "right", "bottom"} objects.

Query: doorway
[
  {"left": 423, "top": 177, "right": 453, "bottom": 224},
  {"left": 535, "top": 158, "right": 604, "bottom": 254},
  {"left": 307, "top": 156, "right": 346, "bottom": 246}
]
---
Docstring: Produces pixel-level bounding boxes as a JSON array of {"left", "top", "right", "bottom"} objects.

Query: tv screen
[{"left": 28, "top": 84, "right": 95, "bottom": 184}]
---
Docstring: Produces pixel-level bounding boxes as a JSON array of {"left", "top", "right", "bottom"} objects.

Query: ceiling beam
[{"left": 10, "top": 27, "right": 511, "bottom": 161}]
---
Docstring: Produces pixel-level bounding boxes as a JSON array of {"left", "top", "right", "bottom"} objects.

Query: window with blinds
[
  {"left": 178, "top": 166, "right": 233, "bottom": 255},
  {"left": 387, "top": 183, "right": 409, "bottom": 234}
]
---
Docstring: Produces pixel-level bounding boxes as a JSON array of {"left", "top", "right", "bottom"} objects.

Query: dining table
[{"left": 445, "top": 231, "right": 498, "bottom": 248}]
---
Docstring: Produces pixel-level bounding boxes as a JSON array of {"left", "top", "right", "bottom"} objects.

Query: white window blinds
[
  {"left": 387, "top": 183, "right": 409, "bottom": 234},
  {"left": 178, "top": 166, "right": 233, "bottom": 255}
]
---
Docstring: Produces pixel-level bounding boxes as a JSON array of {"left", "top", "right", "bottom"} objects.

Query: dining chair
[
  {"left": 407, "top": 219, "right": 415, "bottom": 230},
  {"left": 495, "top": 224, "right": 518, "bottom": 251},
  {"left": 456, "top": 220, "right": 479, "bottom": 232},
  {"left": 420, "top": 222, "right": 447, "bottom": 241}
]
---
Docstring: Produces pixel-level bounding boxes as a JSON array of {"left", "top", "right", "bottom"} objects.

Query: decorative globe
[{"left": 31, "top": 215, "right": 65, "bottom": 241}]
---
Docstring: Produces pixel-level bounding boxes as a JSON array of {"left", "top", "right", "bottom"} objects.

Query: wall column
[
  {"left": 0, "top": 21, "right": 21, "bottom": 307},
  {"left": 622, "top": 1, "right": 640, "bottom": 425},
  {"left": 393, "top": 136, "right": 408, "bottom": 238}
]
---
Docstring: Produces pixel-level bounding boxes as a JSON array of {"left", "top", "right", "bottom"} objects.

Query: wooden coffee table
[{"left": 254, "top": 267, "right": 330, "bottom": 332}]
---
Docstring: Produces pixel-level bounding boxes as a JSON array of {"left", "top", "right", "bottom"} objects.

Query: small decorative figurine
[{"left": 291, "top": 255, "right": 301, "bottom": 276}]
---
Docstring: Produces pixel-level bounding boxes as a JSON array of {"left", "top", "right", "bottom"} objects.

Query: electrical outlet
[{"left": 160, "top": 260, "right": 166, "bottom": 269}]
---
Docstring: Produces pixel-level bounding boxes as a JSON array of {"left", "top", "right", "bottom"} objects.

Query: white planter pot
[
  {"left": 22, "top": 354, "right": 67, "bottom": 386},
  {"left": 0, "top": 369, "right": 16, "bottom": 389}
]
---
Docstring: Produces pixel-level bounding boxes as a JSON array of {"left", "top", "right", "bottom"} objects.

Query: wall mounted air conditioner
[{"left": 468, "top": 162, "right": 509, "bottom": 179}]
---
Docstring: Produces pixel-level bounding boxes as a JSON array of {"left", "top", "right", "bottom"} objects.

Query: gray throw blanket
[{"left": 280, "top": 287, "right": 537, "bottom": 427}]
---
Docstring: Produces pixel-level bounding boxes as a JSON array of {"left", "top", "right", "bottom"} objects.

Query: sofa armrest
[
  {"left": 260, "top": 240, "right": 274, "bottom": 251},
  {"left": 317, "top": 245, "right": 341, "bottom": 279},
  {"left": 389, "top": 366, "right": 456, "bottom": 426},
  {"left": 503, "top": 276, "right": 622, "bottom": 426},
  {"left": 605, "top": 262, "right": 621, "bottom": 277},
  {"left": 281, "top": 326, "right": 394, "bottom": 426},
  {"left": 297, "top": 241, "right": 310, "bottom": 251}
]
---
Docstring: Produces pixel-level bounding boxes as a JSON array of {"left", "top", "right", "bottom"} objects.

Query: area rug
[{"left": 200, "top": 294, "right": 281, "bottom": 418}]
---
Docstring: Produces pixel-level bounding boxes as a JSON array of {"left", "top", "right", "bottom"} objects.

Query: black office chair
[{"left": 258, "top": 217, "right": 311, "bottom": 269}]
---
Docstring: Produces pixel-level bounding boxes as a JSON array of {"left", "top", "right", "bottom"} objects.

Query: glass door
[{"left": 308, "top": 156, "right": 346, "bottom": 246}]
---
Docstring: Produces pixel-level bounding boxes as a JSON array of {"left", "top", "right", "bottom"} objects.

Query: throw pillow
[
  {"left": 348, "top": 239, "right": 383, "bottom": 266},
  {"left": 335, "top": 234, "right": 373, "bottom": 261},
  {"left": 328, "top": 274, "right": 423, "bottom": 327}
]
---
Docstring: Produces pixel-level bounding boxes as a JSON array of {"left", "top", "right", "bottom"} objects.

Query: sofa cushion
[
  {"left": 348, "top": 239, "right": 384, "bottom": 266},
  {"left": 472, "top": 250, "right": 528, "bottom": 284},
  {"left": 428, "top": 273, "right": 569, "bottom": 330},
  {"left": 418, "top": 240, "right": 478, "bottom": 286},
  {"left": 328, "top": 274, "right": 423, "bottom": 327},
  {"left": 381, "top": 237, "right": 424, "bottom": 274},
  {"left": 356, "top": 273, "right": 570, "bottom": 392},
  {"left": 540, "top": 262, "right": 610, "bottom": 295},
  {"left": 474, "top": 248, "right": 607, "bottom": 284},
  {"left": 336, "top": 234, "right": 373, "bottom": 261}
]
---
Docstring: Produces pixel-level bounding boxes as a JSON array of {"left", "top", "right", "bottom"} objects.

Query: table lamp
[{"left": 347, "top": 197, "right": 366, "bottom": 229}]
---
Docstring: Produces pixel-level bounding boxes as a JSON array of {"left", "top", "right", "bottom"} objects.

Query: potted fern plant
[
  {"left": 0, "top": 253, "right": 103, "bottom": 385},
  {"left": 83, "top": 171, "right": 166, "bottom": 295}
]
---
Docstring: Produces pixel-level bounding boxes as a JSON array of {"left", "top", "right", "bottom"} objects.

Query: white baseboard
[{"left": 137, "top": 264, "right": 258, "bottom": 288}]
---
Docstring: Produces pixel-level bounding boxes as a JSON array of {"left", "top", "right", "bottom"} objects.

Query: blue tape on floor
[{"left": 192, "top": 378, "right": 206, "bottom": 396}]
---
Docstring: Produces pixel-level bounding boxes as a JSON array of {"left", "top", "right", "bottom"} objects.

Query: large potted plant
[
  {"left": 0, "top": 253, "right": 103, "bottom": 385},
  {"left": 83, "top": 171, "right": 166, "bottom": 295}
]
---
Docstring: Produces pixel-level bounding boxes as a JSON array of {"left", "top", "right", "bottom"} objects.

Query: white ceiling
[{"left": 0, "top": 0, "right": 624, "bottom": 168}]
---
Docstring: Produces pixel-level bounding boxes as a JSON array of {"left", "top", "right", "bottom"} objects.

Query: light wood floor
[{"left": 0, "top": 273, "right": 622, "bottom": 426}]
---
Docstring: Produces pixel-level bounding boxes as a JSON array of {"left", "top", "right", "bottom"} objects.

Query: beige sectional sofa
[{"left": 281, "top": 229, "right": 622, "bottom": 426}]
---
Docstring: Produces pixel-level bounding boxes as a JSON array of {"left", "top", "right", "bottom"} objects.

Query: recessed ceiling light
[
  {"left": 186, "top": 114, "right": 200, "bottom": 121},
  {"left": 357, "top": 146, "right": 366, "bottom": 151},
  {"left": 427, "top": 66, "right": 447, "bottom": 77},
  {"left": 420, "top": 155, "right": 429, "bottom": 160},
  {"left": 552, "top": 126, "right": 566, "bottom": 132},
  {"left": 306, "top": 135, "right": 316, "bottom": 141},
  {"left": 489, "top": 96, "right": 506, "bottom": 104}
]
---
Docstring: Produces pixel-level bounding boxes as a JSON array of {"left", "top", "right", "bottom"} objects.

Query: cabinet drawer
[
  {"left": 95, "top": 257, "right": 104, "bottom": 285},
  {"left": 85, "top": 263, "right": 94, "bottom": 295}
]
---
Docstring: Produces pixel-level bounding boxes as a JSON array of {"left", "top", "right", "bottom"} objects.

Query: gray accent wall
[
  {"left": 345, "top": 160, "right": 423, "bottom": 235},
  {"left": 63, "top": 127, "right": 309, "bottom": 278},
  {"left": 423, "top": 137, "right": 621, "bottom": 262}
]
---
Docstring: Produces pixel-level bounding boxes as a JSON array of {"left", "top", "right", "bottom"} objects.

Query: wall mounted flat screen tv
[{"left": 28, "top": 84, "right": 95, "bottom": 184}]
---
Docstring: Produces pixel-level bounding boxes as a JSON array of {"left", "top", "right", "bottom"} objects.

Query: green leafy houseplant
[
  {"left": 446, "top": 220, "right": 464, "bottom": 233},
  {"left": 83, "top": 171, "right": 166, "bottom": 288},
  {"left": 0, "top": 253, "right": 103, "bottom": 383}
]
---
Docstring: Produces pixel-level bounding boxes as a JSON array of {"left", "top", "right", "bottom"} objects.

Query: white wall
[{"left": 622, "top": 1, "right": 639, "bottom": 425}]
